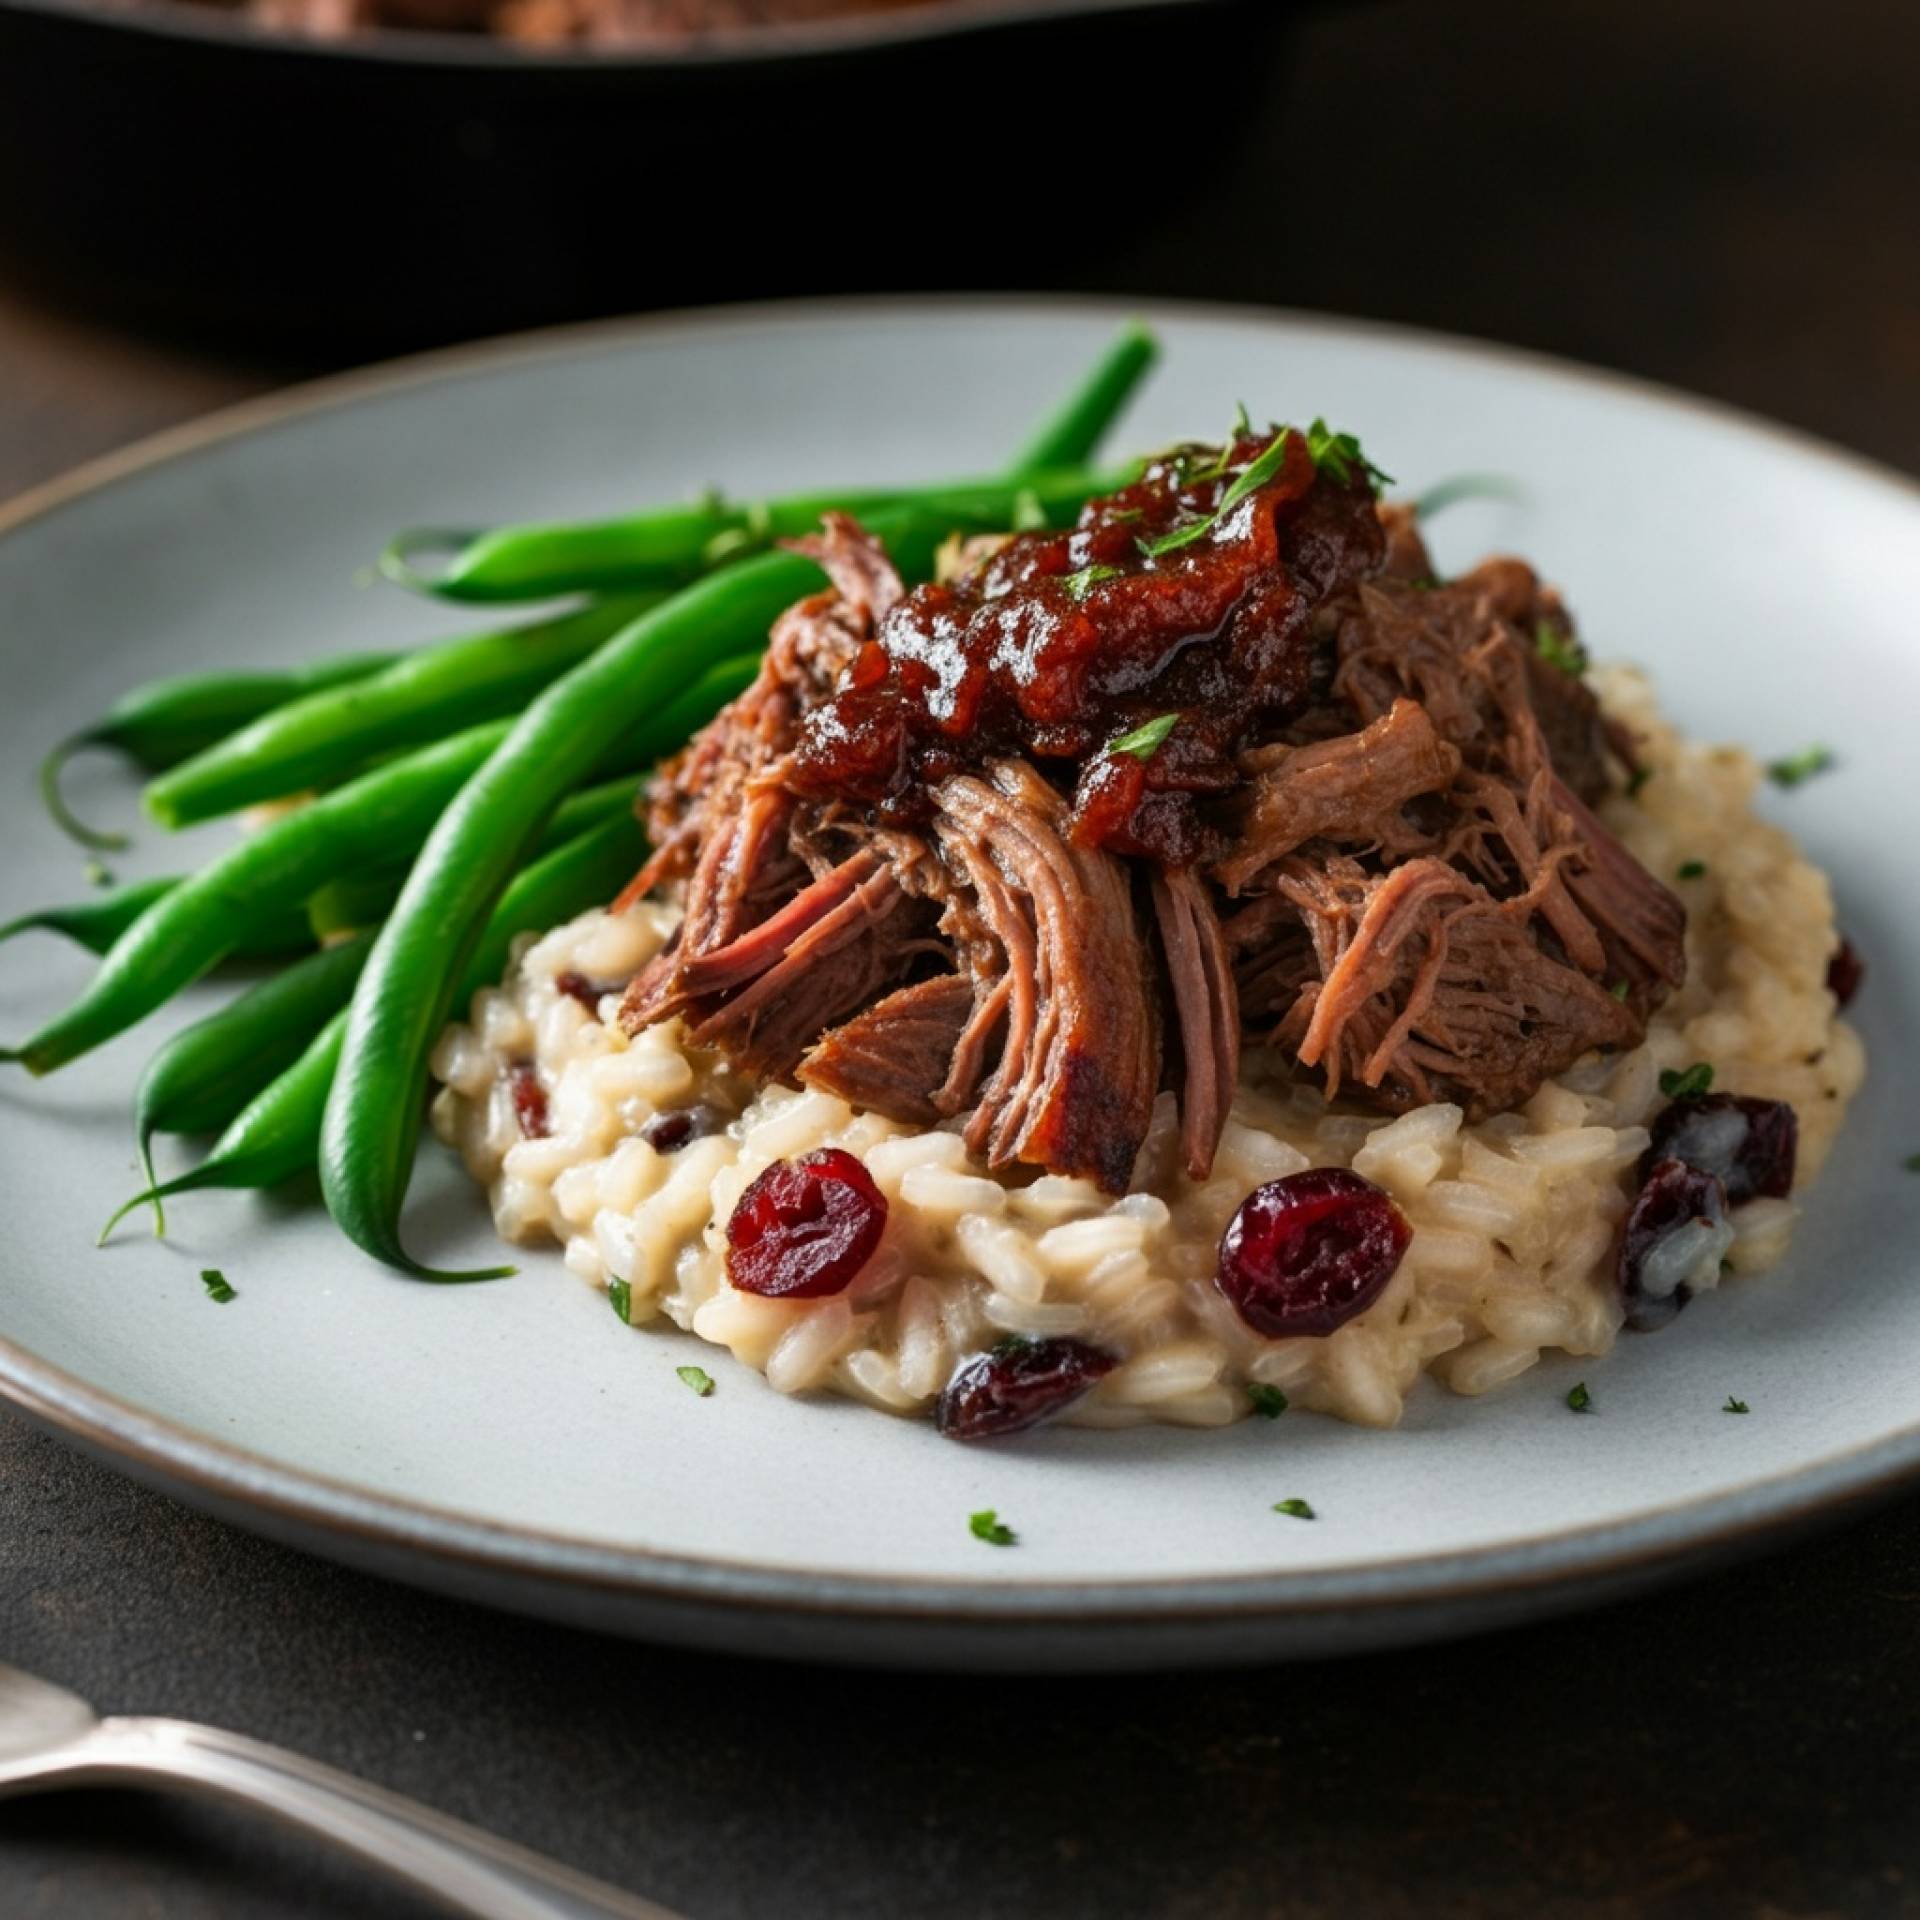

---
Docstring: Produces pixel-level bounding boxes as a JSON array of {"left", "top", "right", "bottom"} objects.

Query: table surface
[{"left": 4, "top": 1, "right": 1918, "bottom": 1915}]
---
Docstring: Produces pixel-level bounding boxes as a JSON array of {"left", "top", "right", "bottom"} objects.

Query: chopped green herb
[
  {"left": 83, "top": 859, "right": 114, "bottom": 889},
  {"left": 969, "top": 1508, "right": 1016, "bottom": 1547},
  {"left": 1626, "top": 765, "right": 1653, "bottom": 798},
  {"left": 991, "top": 1332, "right": 1037, "bottom": 1356},
  {"left": 1905, "top": 1153, "right": 1920, "bottom": 1174},
  {"left": 1566, "top": 1381, "right": 1592, "bottom": 1413},
  {"left": 607, "top": 1278, "right": 632, "bottom": 1323},
  {"left": 199, "top": 1268, "right": 236, "bottom": 1304},
  {"left": 1723, "top": 1396, "right": 1750, "bottom": 1414},
  {"left": 1136, "top": 514, "right": 1214, "bottom": 559},
  {"left": 1608, "top": 980, "right": 1631, "bottom": 1003},
  {"left": 1217, "top": 430, "right": 1298, "bottom": 516},
  {"left": 1110, "top": 713, "right": 1180, "bottom": 761},
  {"left": 1532, "top": 622, "right": 1588, "bottom": 677},
  {"left": 1137, "top": 428, "right": 1296, "bottom": 559},
  {"left": 1272, "top": 1497, "right": 1316, "bottom": 1520},
  {"left": 1230, "top": 400, "right": 1252, "bottom": 440},
  {"left": 1676, "top": 859, "right": 1707, "bottom": 880},
  {"left": 1305, "top": 417, "right": 1393, "bottom": 492},
  {"left": 1247, "top": 1384, "right": 1290, "bottom": 1419},
  {"left": 1060, "top": 563, "right": 1124, "bottom": 600},
  {"left": 676, "top": 1365, "right": 715, "bottom": 1398},
  {"left": 1768, "top": 744, "right": 1835, "bottom": 788},
  {"left": 1108, "top": 506, "right": 1145, "bottom": 524},
  {"left": 1010, "top": 487, "right": 1049, "bottom": 532},
  {"left": 1659, "top": 1062, "right": 1715, "bottom": 1100}
]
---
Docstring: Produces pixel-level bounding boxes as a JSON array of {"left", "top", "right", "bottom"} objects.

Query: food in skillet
[
  {"left": 5, "top": 329, "right": 1864, "bottom": 1435},
  {"left": 183, "top": 0, "right": 938, "bottom": 47}
]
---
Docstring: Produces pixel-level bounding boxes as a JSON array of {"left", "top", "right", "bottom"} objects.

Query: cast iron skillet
[{"left": 0, "top": 0, "right": 1293, "bottom": 350}]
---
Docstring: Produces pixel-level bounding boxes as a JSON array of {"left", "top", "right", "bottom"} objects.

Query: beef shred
[{"left": 619, "top": 434, "right": 1685, "bottom": 1192}]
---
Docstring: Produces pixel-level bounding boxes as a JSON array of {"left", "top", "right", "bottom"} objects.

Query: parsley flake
[
  {"left": 1110, "top": 713, "right": 1180, "bottom": 761},
  {"left": 1723, "top": 1396, "right": 1750, "bottom": 1414},
  {"left": 1676, "top": 859, "right": 1707, "bottom": 880},
  {"left": 608, "top": 1278, "right": 632, "bottom": 1324},
  {"left": 969, "top": 1509, "right": 1016, "bottom": 1546},
  {"left": 1659, "top": 1062, "right": 1715, "bottom": 1100},
  {"left": 1247, "top": 1384, "right": 1290, "bottom": 1419},
  {"left": 1626, "top": 765, "right": 1654, "bottom": 798},
  {"left": 1608, "top": 980, "right": 1631, "bottom": 1002},
  {"left": 199, "top": 1268, "right": 236, "bottom": 1305},
  {"left": 1060, "top": 563, "right": 1123, "bottom": 601},
  {"left": 1768, "top": 744, "right": 1835, "bottom": 788},
  {"left": 1533, "top": 622, "right": 1588, "bottom": 677},
  {"left": 1566, "top": 1381, "right": 1592, "bottom": 1413},
  {"left": 1905, "top": 1154, "right": 1920, "bottom": 1174},
  {"left": 1272, "top": 1497, "right": 1316, "bottom": 1520},
  {"left": 676, "top": 1365, "right": 715, "bottom": 1398}
]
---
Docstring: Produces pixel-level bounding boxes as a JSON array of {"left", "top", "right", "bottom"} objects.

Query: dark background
[{"left": 3, "top": 0, "right": 1918, "bottom": 1914}]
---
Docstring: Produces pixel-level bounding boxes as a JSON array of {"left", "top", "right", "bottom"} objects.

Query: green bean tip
[
  {"left": 97, "top": 1186, "right": 163, "bottom": 1246},
  {"left": 39, "top": 738, "right": 133, "bottom": 852},
  {"left": 375, "top": 527, "right": 482, "bottom": 597}
]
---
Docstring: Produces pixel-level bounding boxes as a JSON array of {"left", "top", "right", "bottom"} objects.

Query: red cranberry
[
  {"left": 1216, "top": 1168, "right": 1412, "bottom": 1339},
  {"left": 725, "top": 1147, "right": 887, "bottom": 1299},
  {"left": 641, "top": 1105, "right": 722, "bottom": 1154},
  {"left": 936, "top": 1337, "right": 1117, "bottom": 1441},
  {"left": 1619, "top": 1158, "right": 1733, "bottom": 1331},
  {"left": 1826, "top": 936, "right": 1864, "bottom": 1008},
  {"left": 1640, "top": 1094, "right": 1796, "bottom": 1205},
  {"left": 555, "top": 970, "right": 610, "bottom": 1013},
  {"left": 508, "top": 1062, "right": 550, "bottom": 1140}
]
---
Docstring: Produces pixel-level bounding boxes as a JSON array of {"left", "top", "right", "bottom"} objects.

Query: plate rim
[{"left": 2, "top": 291, "right": 1914, "bottom": 1634}]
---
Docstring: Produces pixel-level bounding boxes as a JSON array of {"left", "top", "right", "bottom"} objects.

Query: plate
[{"left": 1, "top": 299, "right": 1914, "bottom": 1670}]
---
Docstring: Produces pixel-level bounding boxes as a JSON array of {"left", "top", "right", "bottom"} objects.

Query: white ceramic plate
[{"left": 1, "top": 300, "right": 1914, "bottom": 1670}]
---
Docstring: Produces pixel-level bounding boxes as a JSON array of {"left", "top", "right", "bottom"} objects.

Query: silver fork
[{"left": 0, "top": 1660, "right": 679, "bottom": 1920}]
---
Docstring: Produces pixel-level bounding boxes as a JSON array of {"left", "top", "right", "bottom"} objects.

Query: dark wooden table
[{"left": 3, "top": 2, "right": 1917, "bottom": 1915}]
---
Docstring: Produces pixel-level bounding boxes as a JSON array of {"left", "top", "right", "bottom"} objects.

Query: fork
[{"left": 0, "top": 1661, "right": 679, "bottom": 1919}]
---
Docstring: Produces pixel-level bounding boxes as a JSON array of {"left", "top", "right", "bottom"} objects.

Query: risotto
[{"left": 429, "top": 665, "right": 1864, "bottom": 1430}]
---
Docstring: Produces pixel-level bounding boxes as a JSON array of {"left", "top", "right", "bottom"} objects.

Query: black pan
[{"left": 0, "top": 0, "right": 1297, "bottom": 352}]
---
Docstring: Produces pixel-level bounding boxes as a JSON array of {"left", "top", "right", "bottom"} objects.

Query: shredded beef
[{"left": 616, "top": 462, "right": 1686, "bottom": 1189}]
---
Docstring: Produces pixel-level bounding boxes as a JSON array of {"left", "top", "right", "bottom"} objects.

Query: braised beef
[{"left": 618, "top": 439, "right": 1689, "bottom": 1191}]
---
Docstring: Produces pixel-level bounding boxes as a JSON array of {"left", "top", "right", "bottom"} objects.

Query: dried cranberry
[
  {"left": 725, "top": 1147, "right": 887, "bottom": 1299},
  {"left": 641, "top": 1105, "right": 722, "bottom": 1154},
  {"left": 1619, "top": 1158, "right": 1733, "bottom": 1331},
  {"left": 935, "top": 1337, "right": 1117, "bottom": 1441},
  {"left": 1215, "top": 1168, "right": 1412, "bottom": 1339},
  {"left": 1827, "top": 936, "right": 1864, "bottom": 1008},
  {"left": 555, "top": 970, "right": 610, "bottom": 1013},
  {"left": 1640, "top": 1093, "right": 1797, "bottom": 1205},
  {"left": 508, "top": 1062, "right": 550, "bottom": 1140}
]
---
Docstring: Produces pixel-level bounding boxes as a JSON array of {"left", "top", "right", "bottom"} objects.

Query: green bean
[
  {"left": 42, "top": 652, "right": 397, "bottom": 850},
  {"left": 6, "top": 637, "right": 741, "bottom": 1080},
  {"left": 1006, "top": 322, "right": 1159, "bottom": 476},
  {"left": 377, "top": 463, "right": 1131, "bottom": 606},
  {"left": 102, "top": 807, "right": 648, "bottom": 1240},
  {"left": 144, "top": 597, "right": 661, "bottom": 829},
  {"left": 6, "top": 722, "right": 514, "bottom": 1077},
  {"left": 125, "top": 933, "right": 375, "bottom": 1236},
  {"left": 0, "top": 876, "right": 313, "bottom": 962}
]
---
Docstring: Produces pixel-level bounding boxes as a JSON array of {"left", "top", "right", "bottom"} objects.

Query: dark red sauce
[{"left": 788, "top": 430, "right": 1386, "bottom": 864}]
